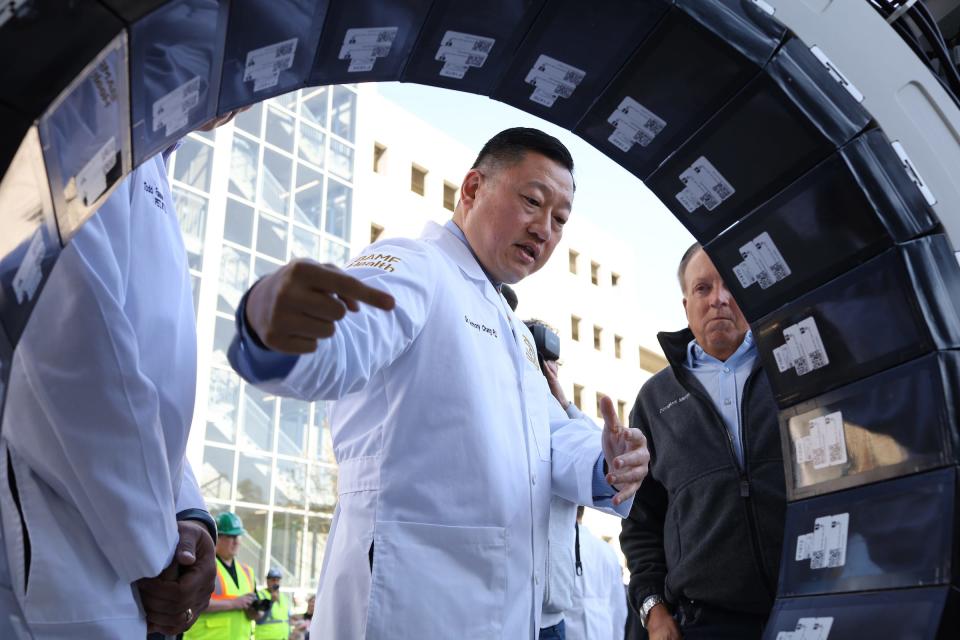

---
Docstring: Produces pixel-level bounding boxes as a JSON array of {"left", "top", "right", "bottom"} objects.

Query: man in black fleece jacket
[{"left": 621, "top": 243, "right": 785, "bottom": 640}]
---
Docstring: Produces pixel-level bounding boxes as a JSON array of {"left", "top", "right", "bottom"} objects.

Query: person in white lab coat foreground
[
  {"left": 565, "top": 507, "right": 629, "bottom": 640},
  {"left": 0, "top": 112, "right": 240, "bottom": 639},
  {"left": 228, "top": 128, "right": 651, "bottom": 639}
]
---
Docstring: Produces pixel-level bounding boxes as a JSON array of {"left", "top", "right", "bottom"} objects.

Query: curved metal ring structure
[{"left": 2, "top": 1, "right": 960, "bottom": 636}]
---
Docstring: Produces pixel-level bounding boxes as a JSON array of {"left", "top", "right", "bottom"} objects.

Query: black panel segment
[
  {"left": 309, "top": 0, "right": 433, "bottom": 85},
  {"left": 400, "top": 0, "right": 544, "bottom": 96},
  {"left": 779, "top": 351, "right": 960, "bottom": 501},
  {"left": 130, "top": 0, "right": 229, "bottom": 165},
  {"left": 754, "top": 235, "right": 960, "bottom": 407},
  {"left": 0, "top": 104, "right": 30, "bottom": 182},
  {"left": 0, "top": 0, "right": 124, "bottom": 119},
  {"left": 762, "top": 587, "right": 956, "bottom": 640},
  {"left": 491, "top": 0, "right": 669, "bottom": 130},
  {"left": 97, "top": 0, "right": 170, "bottom": 22},
  {"left": 645, "top": 37, "right": 872, "bottom": 243},
  {"left": 576, "top": 0, "right": 784, "bottom": 181},
  {"left": 777, "top": 467, "right": 957, "bottom": 597},
  {"left": 219, "top": 0, "right": 330, "bottom": 111},
  {"left": 705, "top": 128, "right": 938, "bottom": 322}
]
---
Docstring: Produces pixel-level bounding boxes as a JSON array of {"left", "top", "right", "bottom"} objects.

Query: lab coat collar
[{"left": 421, "top": 222, "right": 506, "bottom": 312}]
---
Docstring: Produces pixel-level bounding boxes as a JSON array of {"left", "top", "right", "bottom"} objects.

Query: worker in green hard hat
[
  {"left": 255, "top": 567, "right": 293, "bottom": 639},
  {"left": 184, "top": 512, "right": 259, "bottom": 640}
]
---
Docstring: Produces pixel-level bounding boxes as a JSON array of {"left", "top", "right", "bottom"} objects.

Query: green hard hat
[{"left": 216, "top": 512, "right": 245, "bottom": 536}]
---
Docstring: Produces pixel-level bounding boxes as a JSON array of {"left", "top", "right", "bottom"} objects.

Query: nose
[
  {"left": 528, "top": 210, "right": 551, "bottom": 243},
  {"left": 710, "top": 282, "right": 733, "bottom": 307}
]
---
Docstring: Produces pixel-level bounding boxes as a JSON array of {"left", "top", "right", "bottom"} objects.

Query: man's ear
[{"left": 460, "top": 169, "right": 483, "bottom": 209}]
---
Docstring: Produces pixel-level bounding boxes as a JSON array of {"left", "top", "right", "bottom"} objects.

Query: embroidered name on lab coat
[
  {"left": 348, "top": 253, "right": 401, "bottom": 272},
  {"left": 464, "top": 315, "right": 498, "bottom": 338},
  {"left": 143, "top": 181, "right": 165, "bottom": 211}
]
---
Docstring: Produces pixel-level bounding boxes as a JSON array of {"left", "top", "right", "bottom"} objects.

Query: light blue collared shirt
[{"left": 684, "top": 331, "right": 757, "bottom": 468}]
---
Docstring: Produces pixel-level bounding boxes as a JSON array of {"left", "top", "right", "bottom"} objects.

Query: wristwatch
[{"left": 639, "top": 594, "right": 665, "bottom": 629}]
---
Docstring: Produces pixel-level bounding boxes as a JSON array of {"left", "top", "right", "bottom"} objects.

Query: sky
[{"left": 375, "top": 81, "right": 695, "bottom": 344}]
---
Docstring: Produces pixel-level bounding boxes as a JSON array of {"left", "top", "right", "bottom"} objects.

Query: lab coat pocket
[
  {"left": 10, "top": 454, "right": 140, "bottom": 625},
  {"left": 366, "top": 521, "right": 506, "bottom": 639},
  {"left": 0, "top": 444, "right": 29, "bottom": 598}
]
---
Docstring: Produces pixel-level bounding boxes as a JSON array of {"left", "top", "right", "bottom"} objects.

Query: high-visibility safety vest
[
  {"left": 184, "top": 557, "right": 256, "bottom": 640},
  {"left": 254, "top": 589, "right": 291, "bottom": 640}
]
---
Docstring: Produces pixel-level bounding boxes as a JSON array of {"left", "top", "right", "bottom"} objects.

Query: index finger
[
  {"left": 599, "top": 395, "right": 620, "bottom": 433},
  {"left": 306, "top": 264, "right": 396, "bottom": 311}
]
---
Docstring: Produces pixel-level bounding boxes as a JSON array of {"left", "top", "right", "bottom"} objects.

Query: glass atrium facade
[{"left": 166, "top": 84, "right": 358, "bottom": 592}]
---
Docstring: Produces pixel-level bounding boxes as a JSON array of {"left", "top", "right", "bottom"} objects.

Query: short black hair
[
  {"left": 472, "top": 127, "right": 574, "bottom": 177},
  {"left": 677, "top": 241, "right": 703, "bottom": 294}
]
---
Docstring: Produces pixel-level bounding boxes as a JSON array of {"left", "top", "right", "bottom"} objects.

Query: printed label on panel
[
  {"left": 152, "top": 76, "right": 201, "bottom": 137},
  {"left": 435, "top": 31, "right": 495, "bottom": 79},
  {"left": 675, "top": 156, "right": 735, "bottom": 213},
  {"left": 339, "top": 27, "right": 398, "bottom": 73},
  {"left": 524, "top": 55, "right": 585, "bottom": 108},
  {"left": 606, "top": 97, "right": 667, "bottom": 152},
  {"left": 733, "top": 231, "right": 791, "bottom": 290},
  {"left": 245, "top": 38, "right": 299, "bottom": 91}
]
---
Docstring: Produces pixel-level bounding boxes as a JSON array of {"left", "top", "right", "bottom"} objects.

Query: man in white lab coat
[
  {"left": 229, "top": 128, "right": 651, "bottom": 639},
  {"left": 0, "top": 143, "right": 221, "bottom": 639},
  {"left": 565, "top": 507, "right": 629, "bottom": 640}
]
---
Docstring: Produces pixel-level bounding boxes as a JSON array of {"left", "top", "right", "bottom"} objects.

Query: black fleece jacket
[{"left": 620, "top": 328, "right": 786, "bottom": 617}]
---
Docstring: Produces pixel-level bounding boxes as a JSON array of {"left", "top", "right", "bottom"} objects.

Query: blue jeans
[{"left": 539, "top": 619, "right": 565, "bottom": 640}]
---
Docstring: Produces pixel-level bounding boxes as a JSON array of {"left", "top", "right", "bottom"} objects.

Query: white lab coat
[
  {"left": 248, "top": 222, "right": 630, "bottom": 639},
  {"left": 0, "top": 154, "right": 203, "bottom": 639},
  {"left": 541, "top": 402, "right": 592, "bottom": 629},
  {"left": 564, "top": 525, "right": 628, "bottom": 640}
]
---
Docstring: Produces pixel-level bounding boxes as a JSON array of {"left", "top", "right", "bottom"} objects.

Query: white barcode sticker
[
  {"left": 734, "top": 231, "right": 792, "bottom": 290},
  {"left": 891, "top": 140, "right": 937, "bottom": 206},
  {"left": 524, "top": 55, "right": 585, "bottom": 108},
  {"left": 804, "top": 513, "right": 848, "bottom": 571},
  {"left": 809, "top": 46, "right": 864, "bottom": 103},
  {"left": 74, "top": 136, "right": 118, "bottom": 207},
  {"left": 436, "top": 31, "right": 494, "bottom": 79},
  {"left": 339, "top": 27, "right": 397, "bottom": 73},
  {"left": 795, "top": 532, "right": 814, "bottom": 561},
  {"left": 152, "top": 76, "right": 201, "bottom": 137},
  {"left": 606, "top": 97, "right": 666, "bottom": 152},
  {"left": 675, "top": 156, "right": 735, "bottom": 213},
  {"left": 12, "top": 226, "right": 47, "bottom": 304},
  {"left": 774, "top": 316, "right": 829, "bottom": 377},
  {"left": 244, "top": 38, "right": 298, "bottom": 91},
  {"left": 809, "top": 411, "right": 847, "bottom": 469},
  {"left": 796, "top": 617, "right": 834, "bottom": 640}
]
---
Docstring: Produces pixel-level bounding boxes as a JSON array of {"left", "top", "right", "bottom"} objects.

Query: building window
[
  {"left": 573, "top": 384, "right": 584, "bottom": 410},
  {"left": 593, "top": 325, "right": 602, "bottom": 351},
  {"left": 618, "top": 400, "right": 627, "bottom": 424},
  {"left": 614, "top": 335, "right": 623, "bottom": 359},
  {"left": 443, "top": 181, "right": 457, "bottom": 211},
  {"left": 370, "top": 223, "right": 384, "bottom": 244},
  {"left": 611, "top": 272, "right": 620, "bottom": 287},
  {"left": 571, "top": 315, "right": 580, "bottom": 341},
  {"left": 373, "top": 142, "right": 387, "bottom": 173},
  {"left": 639, "top": 346, "right": 669, "bottom": 373},
  {"left": 569, "top": 249, "right": 579, "bottom": 274},
  {"left": 595, "top": 392, "right": 604, "bottom": 417},
  {"left": 411, "top": 164, "right": 427, "bottom": 196},
  {"left": 591, "top": 261, "right": 600, "bottom": 285}
]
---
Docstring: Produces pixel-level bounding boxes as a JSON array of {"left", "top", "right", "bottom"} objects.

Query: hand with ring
[{"left": 137, "top": 521, "right": 216, "bottom": 635}]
